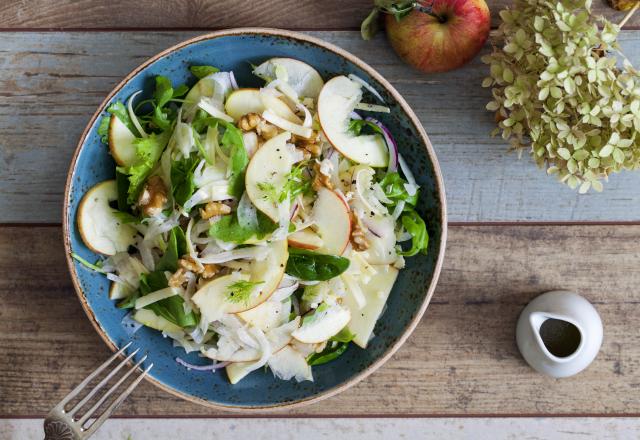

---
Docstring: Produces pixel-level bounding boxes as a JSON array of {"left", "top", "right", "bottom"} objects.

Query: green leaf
[
  {"left": 190, "top": 65, "right": 220, "bottom": 79},
  {"left": 306, "top": 341, "right": 350, "bottom": 366},
  {"left": 398, "top": 208, "right": 429, "bottom": 257},
  {"left": 97, "top": 115, "right": 111, "bottom": 144},
  {"left": 171, "top": 154, "right": 200, "bottom": 208},
  {"left": 360, "top": 8, "right": 381, "bottom": 40},
  {"left": 138, "top": 271, "right": 198, "bottom": 327},
  {"left": 156, "top": 226, "right": 187, "bottom": 272},
  {"left": 331, "top": 327, "right": 356, "bottom": 343},
  {"left": 107, "top": 101, "right": 139, "bottom": 137},
  {"left": 115, "top": 169, "right": 131, "bottom": 212},
  {"left": 121, "top": 131, "right": 171, "bottom": 205},
  {"left": 223, "top": 123, "right": 249, "bottom": 199},
  {"left": 154, "top": 76, "right": 174, "bottom": 109},
  {"left": 208, "top": 209, "right": 277, "bottom": 244},
  {"left": 348, "top": 119, "right": 383, "bottom": 136},
  {"left": 285, "top": 248, "right": 350, "bottom": 281},
  {"left": 379, "top": 172, "right": 418, "bottom": 207}
]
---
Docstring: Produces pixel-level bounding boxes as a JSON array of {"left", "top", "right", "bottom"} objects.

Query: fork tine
[
  {"left": 77, "top": 354, "right": 147, "bottom": 426},
  {"left": 82, "top": 363, "right": 153, "bottom": 437},
  {"left": 55, "top": 341, "right": 132, "bottom": 410},
  {"left": 66, "top": 348, "right": 140, "bottom": 417}
]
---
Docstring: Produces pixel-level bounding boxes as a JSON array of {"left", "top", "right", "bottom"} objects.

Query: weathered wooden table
[{"left": 1, "top": 1, "right": 639, "bottom": 436}]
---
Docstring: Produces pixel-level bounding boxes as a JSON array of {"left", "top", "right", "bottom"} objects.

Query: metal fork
[{"left": 44, "top": 342, "right": 153, "bottom": 440}]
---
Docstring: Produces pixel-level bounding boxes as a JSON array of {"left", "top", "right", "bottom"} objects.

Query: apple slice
[
  {"left": 192, "top": 239, "right": 288, "bottom": 322},
  {"left": 109, "top": 281, "right": 134, "bottom": 300},
  {"left": 342, "top": 265, "right": 398, "bottom": 348},
  {"left": 292, "top": 304, "right": 351, "bottom": 344},
  {"left": 224, "top": 88, "right": 302, "bottom": 123},
  {"left": 267, "top": 346, "right": 313, "bottom": 382},
  {"left": 108, "top": 115, "right": 137, "bottom": 167},
  {"left": 132, "top": 308, "right": 183, "bottom": 334},
  {"left": 317, "top": 76, "right": 388, "bottom": 167},
  {"left": 288, "top": 228, "right": 323, "bottom": 251},
  {"left": 253, "top": 57, "right": 324, "bottom": 99},
  {"left": 312, "top": 187, "right": 351, "bottom": 255},
  {"left": 184, "top": 71, "right": 234, "bottom": 108},
  {"left": 77, "top": 180, "right": 137, "bottom": 255},
  {"left": 245, "top": 131, "right": 293, "bottom": 221}
]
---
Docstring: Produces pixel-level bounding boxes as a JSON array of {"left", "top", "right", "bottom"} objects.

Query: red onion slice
[
  {"left": 175, "top": 357, "right": 229, "bottom": 371},
  {"left": 365, "top": 117, "right": 398, "bottom": 173}
]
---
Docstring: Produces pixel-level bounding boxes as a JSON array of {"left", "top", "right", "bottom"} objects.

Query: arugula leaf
[
  {"left": 106, "top": 101, "right": 139, "bottom": 136},
  {"left": 154, "top": 76, "right": 174, "bottom": 108},
  {"left": 348, "top": 119, "right": 383, "bottom": 136},
  {"left": 379, "top": 172, "right": 418, "bottom": 207},
  {"left": 97, "top": 115, "right": 111, "bottom": 144},
  {"left": 156, "top": 226, "right": 187, "bottom": 272},
  {"left": 120, "top": 131, "right": 170, "bottom": 205},
  {"left": 149, "top": 76, "right": 187, "bottom": 131},
  {"left": 209, "top": 209, "right": 277, "bottom": 244},
  {"left": 285, "top": 248, "right": 350, "bottom": 281},
  {"left": 190, "top": 65, "right": 220, "bottom": 79},
  {"left": 138, "top": 271, "right": 198, "bottom": 327},
  {"left": 171, "top": 154, "right": 199, "bottom": 208},
  {"left": 398, "top": 208, "right": 429, "bottom": 257},
  {"left": 71, "top": 252, "right": 106, "bottom": 273},
  {"left": 280, "top": 161, "right": 312, "bottom": 202},
  {"left": 226, "top": 280, "right": 264, "bottom": 304},
  {"left": 192, "top": 127, "right": 212, "bottom": 164},
  {"left": 306, "top": 341, "right": 350, "bottom": 366}
]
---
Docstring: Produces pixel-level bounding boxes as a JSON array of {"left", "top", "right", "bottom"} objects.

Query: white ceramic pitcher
[{"left": 516, "top": 290, "right": 603, "bottom": 378}]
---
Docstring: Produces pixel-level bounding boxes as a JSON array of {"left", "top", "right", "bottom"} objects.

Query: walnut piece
[
  {"left": 350, "top": 212, "right": 369, "bottom": 251},
  {"left": 201, "top": 264, "right": 220, "bottom": 279},
  {"left": 200, "top": 202, "right": 231, "bottom": 220},
  {"left": 179, "top": 255, "right": 204, "bottom": 274},
  {"left": 312, "top": 161, "right": 333, "bottom": 191},
  {"left": 137, "top": 176, "right": 167, "bottom": 217},
  {"left": 238, "top": 113, "right": 261, "bottom": 131},
  {"left": 168, "top": 268, "right": 188, "bottom": 288}
]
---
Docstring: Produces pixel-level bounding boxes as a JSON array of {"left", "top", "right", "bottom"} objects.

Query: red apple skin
[{"left": 385, "top": 0, "right": 491, "bottom": 73}]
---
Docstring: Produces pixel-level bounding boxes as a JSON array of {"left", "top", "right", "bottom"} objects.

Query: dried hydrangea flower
[{"left": 483, "top": 0, "right": 640, "bottom": 192}]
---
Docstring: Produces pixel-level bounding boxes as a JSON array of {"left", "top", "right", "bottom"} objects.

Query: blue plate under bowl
[{"left": 63, "top": 28, "right": 447, "bottom": 411}]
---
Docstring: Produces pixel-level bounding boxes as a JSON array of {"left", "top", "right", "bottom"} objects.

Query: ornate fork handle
[{"left": 44, "top": 418, "right": 79, "bottom": 440}]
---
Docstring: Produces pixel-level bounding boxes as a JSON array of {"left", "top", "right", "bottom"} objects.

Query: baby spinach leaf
[
  {"left": 306, "top": 341, "right": 350, "bottom": 366},
  {"left": 223, "top": 124, "right": 248, "bottom": 199},
  {"left": 156, "top": 226, "right": 187, "bottom": 272},
  {"left": 190, "top": 65, "right": 220, "bottom": 79},
  {"left": 285, "top": 248, "right": 350, "bottom": 281},
  {"left": 209, "top": 209, "right": 277, "bottom": 244},
  {"left": 171, "top": 154, "right": 199, "bottom": 208},
  {"left": 138, "top": 271, "right": 198, "bottom": 328},
  {"left": 398, "top": 208, "right": 429, "bottom": 257}
]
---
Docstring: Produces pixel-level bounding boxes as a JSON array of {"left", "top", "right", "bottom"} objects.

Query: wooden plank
[
  {"left": 4, "top": 417, "right": 640, "bottom": 439},
  {"left": 0, "top": 0, "right": 636, "bottom": 30},
  {"left": 1, "top": 225, "right": 639, "bottom": 416},
  {"left": 1, "top": 31, "right": 640, "bottom": 223}
]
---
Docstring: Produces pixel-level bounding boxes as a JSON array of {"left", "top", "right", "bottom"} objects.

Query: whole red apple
[{"left": 385, "top": 0, "right": 491, "bottom": 73}]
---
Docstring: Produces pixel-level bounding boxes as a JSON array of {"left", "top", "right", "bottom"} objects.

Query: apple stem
[{"left": 413, "top": 2, "right": 447, "bottom": 23}]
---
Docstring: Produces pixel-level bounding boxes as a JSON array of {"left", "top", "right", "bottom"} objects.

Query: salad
[{"left": 74, "top": 57, "right": 429, "bottom": 384}]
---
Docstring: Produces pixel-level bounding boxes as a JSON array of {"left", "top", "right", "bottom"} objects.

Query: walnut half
[
  {"left": 350, "top": 212, "right": 369, "bottom": 251},
  {"left": 138, "top": 176, "right": 168, "bottom": 217}
]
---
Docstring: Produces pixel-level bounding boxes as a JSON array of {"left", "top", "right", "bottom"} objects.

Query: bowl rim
[{"left": 62, "top": 27, "right": 448, "bottom": 412}]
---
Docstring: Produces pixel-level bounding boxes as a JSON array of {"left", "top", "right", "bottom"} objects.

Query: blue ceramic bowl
[{"left": 63, "top": 28, "right": 447, "bottom": 410}]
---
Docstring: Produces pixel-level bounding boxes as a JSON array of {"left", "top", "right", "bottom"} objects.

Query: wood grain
[
  {"left": 0, "top": 0, "right": 637, "bottom": 30},
  {"left": 2, "top": 225, "right": 639, "bottom": 416},
  {"left": 1, "top": 31, "right": 640, "bottom": 223}
]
